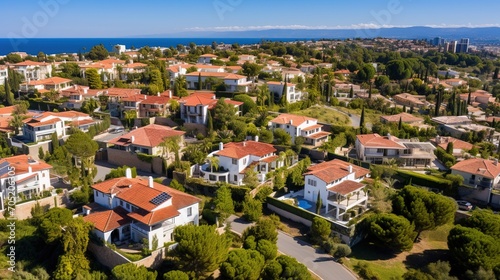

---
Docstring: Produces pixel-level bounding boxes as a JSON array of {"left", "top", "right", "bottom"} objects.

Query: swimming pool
[{"left": 297, "top": 198, "right": 313, "bottom": 209}]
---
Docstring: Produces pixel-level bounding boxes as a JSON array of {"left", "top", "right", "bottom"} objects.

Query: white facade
[
  {"left": 267, "top": 82, "right": 304, "bottom": 103},
  {"left": 13, "top": 62, "right": 52, "bottom": 81},
  {"left": 0, "top": 66, "right": 8, "bottom": 85}
]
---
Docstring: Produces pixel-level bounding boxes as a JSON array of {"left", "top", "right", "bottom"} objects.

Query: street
[{"left": 227, "top": 215, "right": 357, "bottom": 280}]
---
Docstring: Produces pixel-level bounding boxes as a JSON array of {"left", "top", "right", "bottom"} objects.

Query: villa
[
  {"left": 179, "top": 92, "right": 242, "bottom": 125},
  {"left": 268, "top": 113, "right": 330, "bottom": 146},
  {"left": 22, "top": 111, "right": 96, "bottom": 142},
  {"left": 267, "top": 81, "right": 305, "bottom": 103}
]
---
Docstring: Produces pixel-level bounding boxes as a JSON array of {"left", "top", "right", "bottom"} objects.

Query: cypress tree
[
  {"left": 280, "top": 79, "right": 288, "bottom": 107},
  {"left": 402, "top": 105, "right": 406, "bottom": 112},
  {"left": 446, "top": 142, "right": 454, "bottom": 154},
  {"left": 349, "top": 85, "right": 354, "bottom": 98},
  {"left": 315, "top": 192, "right": 322, "bottom": 215},
  {"left": 4, "top": 78, "right": 14, "bottom": 106},
  {"left": 467, "top": 89, "right": 471, "bottom": 105},
  {"left": 434, "top": 91, "right": 441, "bottom": 117},
  {"left": 359, "top": 106, "right": 365, "bottom": 133},
  {"left": 368, "top": 83, "right": 372, "bottom": 99},
  {"left": 494, "top": 67, "right": 499, "bottom": 80},
  {"left": 197, "top": 72, "right": 202, "bottom": 90},
  {"left": 409, "top": 105, "right": 414, "bottom": 114},
  {"left": 398, "top": 116, "right": 403, "bottom": 130},
  {"left": 492, "top": 118, "right": 496, "bottom": 129},
  {"left": 207, "top": 110, "right": 213, "bottom": 134}
]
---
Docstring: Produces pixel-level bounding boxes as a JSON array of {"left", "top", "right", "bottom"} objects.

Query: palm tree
[
  {"left": 9, "top": 114, "right": 26, "bottom": 135},
  {"left": 318, "top": 138, "right": 332, "bottom": 159},
  {"left": 285, "top": 149, "right": 296, "bottom": 166},
  {"left": 208, "top": 156, "right": 219, "bottom": 172},
  {"left": 161, "top": 135, "right": 182, "bottom": 167},
  {"left": 278, "top": 151, "right": 286, "bottom": 167},
  {"left": 256, "top": 84, "right": 270, "bottom": 107},
  {"left": 383, "top": 177, "right": 399, "bottom": 188},
  {"left": 123, "top": 110, "right": 137, "bottom": 128}
]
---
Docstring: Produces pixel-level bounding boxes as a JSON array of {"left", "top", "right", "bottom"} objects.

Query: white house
[
  {"left": 0, "top": 65, "right": 8, "bottom": 85},
  {"left": 13, "top": 60, "right": 52, "bottom": 81},
  {"left": 268, "top": 113, "right": 330, "bottom": 146},
  {"left": 179, "top": 92, "right": 242, "bottom": 125},
  {"left": 19, "top": 76, "right": 73, "bottom": 93},
  {"left": 267, "top": 81, "right": 304, "bottom": 103},
  {"left": 84, "top": 171, "right": 200, "bottom": 250},
  {"left": 197, "top": 54, "right": 217, "bottom": 64},
  {"left": 303, "top": 159, "right": 370, "bottom": 221},
  {"left": 22, "top": 111, "right": 96, "bottom": 142},
  {"left": 356, "top": 133, "right": 436, "bottom": 167},
  {"left": 200, "top": 140, "right": 283, "bottom": 185},
  {"left": 0, "top": 155, "right": 52, "bottom": 211},
  {"left": 184, "top": 72, "right": 252, "bottom": 93},
  {"left": 451, "top": 158, "right": 500, "bottom": 204}
]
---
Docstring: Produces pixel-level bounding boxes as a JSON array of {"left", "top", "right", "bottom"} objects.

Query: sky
[{"left": 1, "top": 0, "right": 500, "bottom": 38}]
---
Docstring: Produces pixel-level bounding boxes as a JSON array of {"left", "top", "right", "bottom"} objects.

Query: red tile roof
[
  {"left": 327, "top": 180, "right": 365, "bottom": 195},
  {"left": 306, "top": 131, "right": 330, "bottom": 140},
  {"left": 0, "top": 155, "right": 52, "bottom": 177},
  {"left": 91, "top": 176, "right": 200, "bottom": 225},
  {"left": 451, "top": 158, "right": 500, "bottom": 179},
  {"left": 216, "top": 141, "right": 276, "bottom": 159},
  {"left": 270, "top": 113, "right": 317, "bottom": 126},
  {"left": 109, "top": 124, "right": 185, "bottom": 148},
  {"left": 431, "top": 136, "right": 474, "bottom": 151},
  {"left": 179, "top": 92, "right": 217, "bottom": 107},
  {"left": 380, "top": 112, "right": 424, "bottom": 123},
  {"left": 83, "top": 207, "right": 131, "bottom": 232},
  {"left": 14, "top": 60, "right": 50, "bottom": 66},
  {"left": 304, "top": 159, "right": 370, "bottom": 184},
  {"left": 356, "top": 134, "right": 405, "bottom": 149},
  {"left": 22, "top": 77, "right": 72, "bottom": 86}
]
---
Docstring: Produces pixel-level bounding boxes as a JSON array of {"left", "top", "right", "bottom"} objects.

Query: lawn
[
  {"left": 341, "top": 107, "right": 383, "bottom": 125},
  {"left": 344, "top": 223, "right": 453, "bottom": 279},
  {"left": 294, "top": 107, "right": 351, "bottom": 126}
]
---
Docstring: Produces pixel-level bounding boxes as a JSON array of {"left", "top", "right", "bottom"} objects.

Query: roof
[
  {"left": 184, "top": 72, "right": 246, "bottom": 80},
  {"left": 199, "top": 54, "right": 218, "bottom": 58},
  {"left": 83, "top": 207, "right": 131, "bottom": 232},
  {"left": 91, "top": 176, "right": 201, "bottom": 225},
  {"left": 14, "top": 60, "right": 50, "bottom": 66},
  {"left": 0, "top": 106, "right": 16, "bottom": 116},
  {"left": 216, "top": 141, "right": 276, "bottom": 159},
  {"left": 451, "top": 158, "right": 500, "bottom": 179},
  {"left": 270, "top": 113, "right": 317, "bottom": 127},
  {"left": 267, "top": 81, "right": 297, "bottom": 86},
  {"left": 304, "top": 159, "right": 370, "bottom": 184},
  {"left": 431, "top": 115, "right": 471, "bottom": 125},
  {"left": 327, "top": 180, "right": 365, "bottom": 195},
  {"left": 179, "top": 92, "right": 216, "bottom": 107},
  {"left": 431, "top": 136, "right": 474, "bottom": 151},
  {"left": 109, "top": 124, "right": 185, "bottom": 148},
  {"left": 380, "top": 112, "right": 424, "bottom": 123},
  {"left": 0, "top": 155, "right": 52, "bottom": 178},
  {"left": 305, "top": 131, "right": 330, "bottom": 140},
  {"left": 356, "top": 134, "right": 405, "bottom": 149},
  {"left": 22, "top": 77, "right": 72, "bottom": 86}
]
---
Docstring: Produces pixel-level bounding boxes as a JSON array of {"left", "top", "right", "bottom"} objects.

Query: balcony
[{"left": 327, "top": 192, "right": 368, "bottom": 208}]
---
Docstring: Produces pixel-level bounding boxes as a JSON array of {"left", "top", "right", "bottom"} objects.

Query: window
[
  {"left": 126, "top": 203, "right": 130, "bottom": 210},
  {"left": 187, "top": 207, "right": 192, "bottom": 217},
  {"left": 120, "top": 200, "right": 123, "bottom": 206},
  {"left": 234, "top": 175, "right": 237, "bottom": 182},
  {"left": 95, "top": 191, "right": 99, "bottom": 197},
  {"left": 232, "top": 159, "right": 237, "bottom": 165},
  {"left": 308, "top": 179, "right": 317, "bottom": 187},
  {"left": 243, "top": 158, "right": 247, "bottom": 165}
]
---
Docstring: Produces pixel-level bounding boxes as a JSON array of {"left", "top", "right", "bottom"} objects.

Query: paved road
[{"left": 227, "top": 215, "right": 357, "bottom": 280}]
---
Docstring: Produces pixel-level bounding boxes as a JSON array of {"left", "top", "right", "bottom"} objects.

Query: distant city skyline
[{"left": 2, "top": 0, "right": 500, "bottom": 38}]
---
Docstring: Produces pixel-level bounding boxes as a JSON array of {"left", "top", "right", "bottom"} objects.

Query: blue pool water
[{"left": 297, "top": 199, "right": 312, "bottom": 209}]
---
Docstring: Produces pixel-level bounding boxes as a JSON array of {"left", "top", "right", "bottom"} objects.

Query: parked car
[{"left": 456, "top": 200, "right": 473, "bottom": 211}]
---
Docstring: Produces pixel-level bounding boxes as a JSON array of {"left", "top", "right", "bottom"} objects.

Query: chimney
[
  {"left": 130, "top": 136, "right": 135, "bottom": 143},
  {"left": 125, "top": 168, "right": 132, "bottom": 179},
  {"left": 290, "top": 120, "right": 293, "bottom": 125},
  {"left": 255, "top": 135, "right": 259, "bottom": 142},
  {"left": 494, "top": 159, "right": 498, "bottom": 166},
  {"left": 243, "top": 141, "right": 246, "bottom": 147},
  {"left": 148, "top": 176, "right": 154, "bottom": 188},
  {"left": 28, "top": 166, "right": 32, "bottom": 173},
  {"left": 348, "top": 165, "right": 353, "bottom": 173},
  {"left": 219, "top": 142, "right": 224, "bottom": 151},
  {"left": 168, "top": 90, "right": 172, "bottom": 98},
  {"left": 157, "top": 92, "right": 160, "bottom": 96}
]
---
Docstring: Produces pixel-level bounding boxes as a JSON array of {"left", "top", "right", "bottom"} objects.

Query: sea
[{"left": 0, "top": 38, "right": 301, "bottom": 56}]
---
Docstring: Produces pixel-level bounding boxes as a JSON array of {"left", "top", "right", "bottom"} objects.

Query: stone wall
[
  {"left": 12, "top": 194, "right": 68, "bottom": 220},
  {"left": 108, "top": 148, "right": 153, "bottom": 173},
  {"left": 87, "top": 242, "right": 129, "bottom": 269}
]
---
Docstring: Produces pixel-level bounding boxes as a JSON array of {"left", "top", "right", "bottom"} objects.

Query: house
[
  {"left": 121, "top": 93, "right": 174, "bottom": 118},
  {"left": 267, "top": 81, "right": 305, "bottom": 104},
  {"left": 60, "top": 85, "right": 102, "bottom": 109},
  {"left": 13, "top": 60, "right": 53, "bottom": 81},
  {"left": 334, "top": 69, "right": 351, "bottom": 78},
  {"left": 459, "top": 90, "right": 495, "bottom": 109},
  {"left": 430, "top": 136, "right": 474, "bottom": 157},
  {"left": 356, "top": 133, "right": 436, "bottom": 167},
  {"left": 451, "top": 158, "right": 500, "bottom": 203},
  {"left": 200, "top": 140, "right": 283, "bottom": 185},
  {"left": 121, "top": 62, "right": 148, "bottom": 80},
  {"left": 432, "top": 115, "right": 500, "bottom": 145},
  {"left": 80, "top": 58, "right": 126, "bottom": 81},
  {"left": 443, "top": 78, "right": 467, "bottom": 87},
  {"left": 101, "top": 88, "right": 142, "bottom": 117},
  {"left": 393, "top": 93, "right": 428, "bottom": 108},
  {"left": 0, "top": 155, "right": 52, "bottom": 211},
  {"left": 20, "top": 77, "right": 73, "bottom": 93},
  {"left": 438, "top": 69, "right": 460, "bottom": 79},
  {"left": 380, "top": 112, "right": 424, "bottom": 124},
  {"left": 167, "top": 64, "right": 192, "bottom": 86},
  {"left": 195, "top": 64, "right": 225, "bottom": 73},
  {"left": 184, "top": 72, "right": 251, "bottom": 93},
  {"left": 179, "top": 92, "right": 242, "bottom": 125},
  {"left": 197, "top": 54, "right": 217, "bottom": 64},
  {"left": 268, "top": 113, "right": 330, "bottom": 146},
  {"left": 22, "top": 111, "right": 96, "bottom": 142},
  {"left": 84, "top": 172, "right": 200, "bottom": 249},
  {"left": 303, "top": 159, "right": 370, "bottom": 221},
  {"left": 0, "top": 65, "right": 8, "bottom": 85}
]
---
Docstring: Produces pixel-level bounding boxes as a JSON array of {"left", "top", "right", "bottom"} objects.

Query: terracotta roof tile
[
  {"left": 327, "top": 180, "right": 365, "bottom": 195},
  {"left": 451, "top": 158, "right": 500, "bottom": 179},
  {"left": 83, "top": 207, "right": 131, "bottom": 232},
  {"left": 304, "top": 159, "right": 370, "bottom": 184},
  {"left": 380, "top": 112, "right": 424, "bottom": 123},
  {"left": 0, "top": 155, "right": 52, "bottom": 177},
  {"left": 109, "top": 124, "right": 185, "bottom": 148},
  {"left": 356, "top": 133, "right": 406, "bottom": 149},
  {"left": 431, "top": 136, "right": 474, "bottom": 151},
  {"left": 216, "top": 141, "right": 276, "bottom": 159},
  {"left": 270, "top": 113, "right": 316, "bottom": 126}
]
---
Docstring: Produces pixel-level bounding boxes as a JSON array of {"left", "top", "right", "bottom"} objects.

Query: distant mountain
[{"left": 152, "top": 27, "right": 500, "bottom": 43}]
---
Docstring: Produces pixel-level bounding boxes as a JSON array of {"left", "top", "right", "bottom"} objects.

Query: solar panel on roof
[
  {"left": 150, "top": 192, "right": 171, "bottom": 205},
  {"left": 0, "top": 161, "right": 11, "bottom": 177}
]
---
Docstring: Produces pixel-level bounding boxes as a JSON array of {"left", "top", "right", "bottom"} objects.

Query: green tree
[
  {"left": 243, "top": 218, "right": 278, "bottom": 243},
  {"left": 213, "top": 98, "right": 235, "bottom": 130},
  {"left": 310, "top": 216, "right": 331, "bottom": 245},
  {"left": 214, "top": 185, "right": 234, "bottom": 224},
  {"left": 446, "top": 142, "right": 454, "bottom": 154},
  {"left": 65, "top": 130, "right": 99, "bottom": 186},
  {"left": 85, "top": 68, "right": 102, "bottom": 89},
  {"left": 4, "top": 78, "right": 14, "bottom": 106},
  {"left": 39, "top": 208, "right": 74, "bottom": 243},
  {"left": 242, "top": 195, "right": 263, "bottom": 222},
  {"left": 315, "top": 192, "right": 322, "bottom": 215},
  {"left": 256, "top": 239, "right": 278, "bottom": 260},
  {"left": 197, "top": 72, "right": 202, "bottom": 90},
  {"left": 207, "top": 110, "right": 214, "bottom": 134},
  {"left": 262, "top": 255, "right": 312, "bottom": 280},
  {"left": 462, "top": 209, "right": 500, "bottom": 239},
  {"left": 356, "top": 63, "right": 376, "bottom": 83},
  {"left": 359, "top": 106, "right": 366, "bottom": 132},
  {"left": 273, "top": 128, "right": 292, "bottom": 146},
  {"left": 243, "top": 169, "right": 259, "bottom": 189},
  {"left": 163, "top": 270, "right": 189, "bottom": 280},
  {"left": 233, "top": 94, "right": 257, "bottom": 115},
  {"left": 403, "top": 261, "right": 457, "bottom": 280},
  {"left": 9, "top": 112, "right": 26, "bottom": 135},
  {"left": 105, "top": 165, "right": 137, "bottom": 179},
  {"left": 220, "top": 249, "right": 265, "bottom": 280},
  {"left": 392, "top": 185, "right": 456, "bottom": 241},
  {"left": 366, "top": 213, "right": 416, "bottom": 251},
  {"left": 169, "top": 179, "right": 185, "bottom": 192},
  {"left": 172, "top": 224, "right": 231, "bottom": 279},
  {"left": 111, "top": 263, "right": 157, "bottom": 280},
  {"left": 242, "top": 62, "right": 262, "bottom": 80},
  {"left": 88, "top": 44, "right": 109, "bottom": 60},
  {"left": 149, "top": 68, "right": 164, "bottom": 93}
]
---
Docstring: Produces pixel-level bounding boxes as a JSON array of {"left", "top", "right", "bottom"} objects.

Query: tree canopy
[
  {"left": 220, "top": 249, "right": 265, "bottom": 280},
  {"left": 366, "top": 213, "right": 416, "bottom": 251},
  {"left": 111, "top": 263, "right": 157, "bottom": 280}
]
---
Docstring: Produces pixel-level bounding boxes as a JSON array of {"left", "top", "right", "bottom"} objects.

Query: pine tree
[{"left": 368, "top": 83, "right": 372, "bottom": 99}]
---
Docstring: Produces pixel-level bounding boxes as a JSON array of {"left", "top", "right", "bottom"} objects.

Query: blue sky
[{"left": 2, "top": 0, "right": 500, "bottom": 37}]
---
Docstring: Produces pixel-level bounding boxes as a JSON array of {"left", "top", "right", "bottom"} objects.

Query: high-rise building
[
  {"left": 447, "top": 41, "right": 457, "bottom": 53},
  {"left": 431, "top": 37, "right": 446, "bottom": 46},
  {"left": 456, "top": 38, "right": 469, "bottom": 53}
]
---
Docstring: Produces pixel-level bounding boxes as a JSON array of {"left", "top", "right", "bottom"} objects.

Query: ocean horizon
[{"left": 0, "top": 37, "right": 302, "bottom": 56}]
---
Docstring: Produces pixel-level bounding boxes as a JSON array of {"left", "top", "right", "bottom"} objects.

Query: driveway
[{"left": 228, "top": 215, "right": 357, "bottom": 280}]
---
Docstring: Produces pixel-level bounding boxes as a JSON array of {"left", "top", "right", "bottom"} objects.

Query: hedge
[
  {"left": 266, "top": 196, "right": 353, "bottom": 237},
  {"left": 395, "top": 169, "right": 456, "bottom": 196},
  {"left": 137, "top": 152, "right": 155, "bottom": 163},
  {"left": 185, "top": 178, "right": 250, "bottom": 203},
  {"left": 327, "top": 153, "right": 372, "bottom": 169}
]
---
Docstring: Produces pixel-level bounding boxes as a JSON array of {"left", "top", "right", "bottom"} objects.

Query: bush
[{"left": 395, "top": 169, "right": 455, "bottom": 196}]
